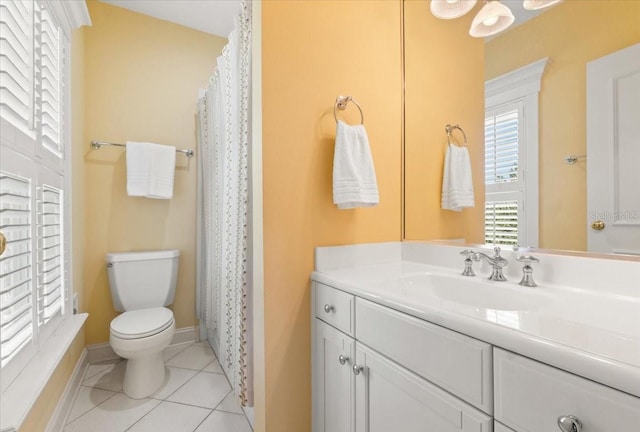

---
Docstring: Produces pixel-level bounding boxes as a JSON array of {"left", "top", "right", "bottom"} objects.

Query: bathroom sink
[{"left": 388, "top": 273, "right": 550, "bottom": 311}]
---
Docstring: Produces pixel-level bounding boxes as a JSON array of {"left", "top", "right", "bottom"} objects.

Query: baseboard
[
  {"left": 172, "top": 326, "right": 199, "bottom": 345},
  {"left": 45, "top": 348, "right": 89, "bottom": 432},
  {"left": 86, "top": 326, "right": 198, "bottom": 363}
]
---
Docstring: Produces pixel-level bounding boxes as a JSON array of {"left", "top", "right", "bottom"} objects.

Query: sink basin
[{"left": 387, "top": 273, "right": 550, "bottom": 311}]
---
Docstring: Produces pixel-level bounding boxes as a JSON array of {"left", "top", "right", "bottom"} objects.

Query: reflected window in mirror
[
  {"left": 484, "top": 105, "right": 523, "bottom": 246},
  {"left": 484, "top": 58, "right": 547, "bottom": 248}
]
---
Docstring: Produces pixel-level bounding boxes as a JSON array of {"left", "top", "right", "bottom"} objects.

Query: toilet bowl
[
  {"left": 106, "top": 249, "right": 180, "bottom": 399},
  {"left": 110, "top": 307, "right": 175, "bottom": 398}
]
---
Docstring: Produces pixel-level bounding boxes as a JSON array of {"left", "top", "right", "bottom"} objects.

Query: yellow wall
[
  {"left": 261, "top": 1, "right": 403, "bottom": 431},
  {"left": 486, "top": 1, "right": 640, "bottom": 251},
  {"left": 19, "top": 333, "right": 85, "bottom": 432},
  {"left": 82, "top": 1, "right": 227, "bottom": 344},
  {"left": 404, "top": 1, "right": 485, "bottom": 242}
]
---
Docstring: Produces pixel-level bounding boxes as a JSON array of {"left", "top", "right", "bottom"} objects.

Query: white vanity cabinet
[
  {"left": 312, "top": 282, "right": 492, "bottom": 432},
  {"left": 312, "top": 281, "right": 640, "bottom": 432}
]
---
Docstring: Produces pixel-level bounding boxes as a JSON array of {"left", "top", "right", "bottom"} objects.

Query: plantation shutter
[
  {"left": 485, "top": 200, "right": 519, "bottom": 246},
  {"left": 485, "top": 104, "right": 524, "bottom": 246},
  {"left": 485, "top": 109, "right": 519, "bottom": 184},
  {"left": 0, "top": 0, "right": 34, "bottom": 130},
  {"left": 37, "top": 5, "right": 62, "bottom": 155},
  {"left": 37, "top": 184, "right": 63, "bottom": 326},
  {"left": 0, "top": 171, "right": 34, "bottom": 368}
]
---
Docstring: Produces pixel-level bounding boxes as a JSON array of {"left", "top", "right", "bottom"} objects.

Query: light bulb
[
  {"left": 482, "top": 15, "right": 499, "bottom": 26},
  {"left": 446, "top": 0, "right": 458, "bottom": 3}
]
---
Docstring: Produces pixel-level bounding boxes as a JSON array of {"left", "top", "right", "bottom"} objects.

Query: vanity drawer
[
  {"left": 494, "top": 348, "right": 640, "bottom": 432},
  {"left": 314, "top": 283, "right": 354, "bottom": 336},
  {"left": 355, "top": 298, "right": 493, "bottom": 413}
]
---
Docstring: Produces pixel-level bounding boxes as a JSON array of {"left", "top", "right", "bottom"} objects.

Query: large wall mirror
[{"left": 404, "top": 0, "right": 640, "bottom": 255}]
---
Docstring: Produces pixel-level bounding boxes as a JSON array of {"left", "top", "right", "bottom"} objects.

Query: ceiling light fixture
[
  {"left": 469, "top": 1, "right": 515, "bottom": 38},
  {"left": 429, "top": 0, "right": 478, "bottom": 20},
  {"left": 523, "top": 0, "right": 563, "bottom": 11}
]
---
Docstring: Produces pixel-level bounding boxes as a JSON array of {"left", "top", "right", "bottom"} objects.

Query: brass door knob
[
  {"left": 0, "top": 231, "right": 6, "bottom": 256},
  {"left": 591, "top": 220, "right": 605, "bottom": 231}
]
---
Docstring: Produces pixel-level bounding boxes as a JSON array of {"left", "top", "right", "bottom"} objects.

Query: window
[
  {"left": 0, "top": 0, "right": 68, "bottom": 389},
  {"left": 484, "top": 104, "right": 523, "bottom": 246},
  {"left": 484, "top": 58, "right": 546, "bottom": 248}
]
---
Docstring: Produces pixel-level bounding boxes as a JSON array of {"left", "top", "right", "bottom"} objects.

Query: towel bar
[{"left": 90, "top": 140, "right": 195, "bottom": 158}]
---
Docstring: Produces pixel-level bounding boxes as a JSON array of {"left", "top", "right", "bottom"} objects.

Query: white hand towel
[
  {"left": 441, "top": 144, "right": 475, "bottom": 212},
  {"left": 126, "top": 141, "right": 176, "bottom": 199},
  {"left": 333, "top": 121, "right": 379, "bottom": 209}
]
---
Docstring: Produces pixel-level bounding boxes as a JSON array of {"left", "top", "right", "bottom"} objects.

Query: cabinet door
[
  {"left": 313, "top": 319, "right": 355, "bottom": 432},
  {"left": 354, "top": 343, "right": 492, "bottom": 432}
]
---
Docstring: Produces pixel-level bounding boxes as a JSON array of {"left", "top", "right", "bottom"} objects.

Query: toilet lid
[{"left": 110, "top": 307, "right": 174, "bottom": 339}]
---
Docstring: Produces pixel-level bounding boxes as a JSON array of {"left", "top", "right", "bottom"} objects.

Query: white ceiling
[{"left": 99, "top": 0, "right": 241, "bottom": 37}]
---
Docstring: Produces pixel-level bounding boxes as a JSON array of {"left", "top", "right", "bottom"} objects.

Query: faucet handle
[
  {"left": 516, "top": 255, "right": 540, "bottom": 265},
  {"left": 460, "top": 249, "right": 476, "bottom": 277},
  {"left": 516, "top": 255, "right": 539, "bottom": 287}
]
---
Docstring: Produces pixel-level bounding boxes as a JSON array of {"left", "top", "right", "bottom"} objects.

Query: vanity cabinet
[
  {"left": 312, "top": 281, "right": 640, "bottom": 432},
  {"left": 313, "top": 282, "right": 491, "bottom": 432}
]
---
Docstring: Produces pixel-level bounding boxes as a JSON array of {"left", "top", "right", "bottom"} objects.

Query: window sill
[{"left": 0, "top": 313, "right": 88, "bottom": 432}]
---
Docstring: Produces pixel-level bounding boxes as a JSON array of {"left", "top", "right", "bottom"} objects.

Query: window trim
[{"left": 485, "top": 57, "right": 547, "bottom": 248}]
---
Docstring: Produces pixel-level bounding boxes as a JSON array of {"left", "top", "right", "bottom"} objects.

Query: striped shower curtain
[{"left": 196, "top": 2, "right": 252, "bottom": 407}]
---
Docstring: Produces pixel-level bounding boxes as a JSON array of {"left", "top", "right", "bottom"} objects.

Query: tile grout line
[
  {"left": 64, "top": 389, "right": 120, "bottom": 428},
  {"left": 122, "top": 398, "right": 163, "bottom": 432}
]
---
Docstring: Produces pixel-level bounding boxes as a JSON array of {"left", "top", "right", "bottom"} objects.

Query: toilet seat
[{"left": 110, "top": 307, "right": 174, "bottom": 340}]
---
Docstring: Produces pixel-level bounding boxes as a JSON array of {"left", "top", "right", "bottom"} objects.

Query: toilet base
[
  {"left": 110, "top": 320, "right": 175, "bottom": 399},
  {"left": 123, "top": 354, "right": 167, "bottom": 399}
]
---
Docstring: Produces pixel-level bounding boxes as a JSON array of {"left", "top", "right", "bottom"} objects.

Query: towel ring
[
  {"left": 334, "top": 95, "right": 364, "bottom": 125},
  {"left": 446, "top": 124, "right": 467, "bottom": 147}
]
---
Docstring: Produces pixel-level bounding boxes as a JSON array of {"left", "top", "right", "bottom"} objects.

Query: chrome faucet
[{"left": 474, "top": 246, "right": 508, "bottom": 281}]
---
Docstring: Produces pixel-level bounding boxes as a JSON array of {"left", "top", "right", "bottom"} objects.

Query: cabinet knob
[
  {"left": 352, "top": 364, "right": 364, "bottom": 375},
  {"left": 0, "top": 232, "right": 6, "bottom": 256},
  {"left": 338, "top": 355, "right": 349, "bottom": 365},
  {"left": 323, "top": 304, "right": 334, "bottom": 313},
  {"left": 557, "top": 415, "right": 582, "bottom": 432}
]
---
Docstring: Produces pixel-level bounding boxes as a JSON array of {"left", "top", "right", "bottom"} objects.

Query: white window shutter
[
  {"left": 485, "top": 200, "right": 519, "bottom": 246},
  {"left": 0, "top": 0, "right": 34, "bottom": 130},
  {"left": 37, "top": 4, "right": 63, "bottom": 156},
  {"left": 0, "top": 171, "right": 34, "bottom": 368},
  {"left": 36, "top": 183, "right": 63, "bottom": 326},
  {"left": 485, "top": 109, "right": 519, "bottom": 185}
]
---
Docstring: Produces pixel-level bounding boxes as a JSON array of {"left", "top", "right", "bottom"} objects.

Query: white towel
[
  {"left": 126, "top": 141, "right": 176, "bottom": 199},
  {"left": 333, "top": 121, "right": 379, "bottom": 209},
  {"left": 441, "top": 144, "right": 475, "bottom": 212}
]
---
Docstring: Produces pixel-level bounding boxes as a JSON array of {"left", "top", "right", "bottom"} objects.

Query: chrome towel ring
[
  {"left": 334, "top": 95, "right": 364, "bottom": 125},
  {"left": 446, "top": 124, "right": 468, "bottom": 147}
]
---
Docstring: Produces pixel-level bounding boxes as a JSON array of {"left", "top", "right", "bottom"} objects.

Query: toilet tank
[{"left": 106, "top": 250, "right": 180, "bottom": 312}]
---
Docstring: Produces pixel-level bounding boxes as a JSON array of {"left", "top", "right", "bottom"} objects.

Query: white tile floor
[{"left": 63, "top": 341, "right": 253, "bottom": 432}]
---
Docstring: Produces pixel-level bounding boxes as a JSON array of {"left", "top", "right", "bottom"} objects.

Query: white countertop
[{"left": 311, "top": 259, "right": 640, "bottom": 398}]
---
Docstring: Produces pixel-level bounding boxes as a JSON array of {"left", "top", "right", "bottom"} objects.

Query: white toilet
[{"left": 106, "top": 249, "right": 180, "bottom": 399}]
